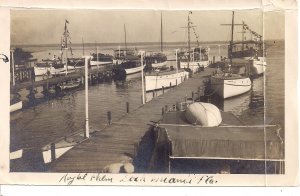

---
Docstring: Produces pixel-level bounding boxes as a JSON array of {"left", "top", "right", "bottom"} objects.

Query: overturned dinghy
[{"left": 185, "top": 102, "right": 222, "bottom": 127}]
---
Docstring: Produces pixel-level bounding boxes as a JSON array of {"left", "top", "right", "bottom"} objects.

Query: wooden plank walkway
[{"left": 49, "top": 68, "right": 240, "bottom": 172}]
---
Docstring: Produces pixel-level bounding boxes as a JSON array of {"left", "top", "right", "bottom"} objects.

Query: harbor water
[{"left": 10, "top": 41, "right": 285, "bottom": 159}]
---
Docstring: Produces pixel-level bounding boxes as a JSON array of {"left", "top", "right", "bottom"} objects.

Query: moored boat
[
  {"left": 59, "top": 80, "right": 81, "bottom": 90},
  {"left": 225, "top": 20, "right": 267, "bottom": 76},
  {"left": 90, "top": 53, "right": 113, "bottom": 66},
  {"left": 145, "top": 69, "right": 189, "bottom": 92},
  {"left": 210, "top": 73, "right": 252, "bottom": 99},
  {"left": 10, "top": 93, "right": 22, "bottom": 113},
  {"left": 210, "top": 11, "right": 252, "bottom": 99}
]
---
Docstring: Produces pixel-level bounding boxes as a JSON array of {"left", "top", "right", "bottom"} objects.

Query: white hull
[
  {"left": 10, "top": 149, "right": 23, "bottom": 160},
  {"left": 180, "top": 60, "right": 209, "bottom": 73},
  {"left": 34, "top": 67, "right": 53, "bottom": 76},
  {"left": 59, "top": 81, "right": 81, "bottom": 90},
  {"left": 145, "top": 71, "right": 189, "bottom": 91},
  {"left": 251, "top": 59, "right": 267, "bottom": 75},
  {"left": 90, "top": 60, "right": 112, "bottom": 66},
  {"left": 125, "top": 65, "right": 145, "bottom": 75},
  {"left": 42, "top": 146, "right": 74, "bottom": 164},
  {"left": 113, "top": 59, "right": 126, "bottom": 65},
  {"left": 50, "top": 66, "right": 76, "bottom": 76},
  {"left": 152, "top": 61, "right": 167, "bottom": 68},
  {"left": 211, "top": 75, "right": 252, "bottom": 99},
  {"left": 10, "top": 100, "right": 22, "bottom": 113}
]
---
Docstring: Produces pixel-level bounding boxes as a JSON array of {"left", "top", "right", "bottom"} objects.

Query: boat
[
  {"left": 34, "top": 61, "right": 53, "bottom": 76},
  {"left": 210, "top": 73, "right": 252, "bottom": 99},
  {"left": 59, "top": 80, "right": 81, "bottom": 90},
  {"left": 90, "top": 53, "right": 113, "bottom": 66},
  {"left": 145, "top": 12, "right": 168, "bottom": 69},
  {"left": 224, "top": 19, "right": 267, "bottom": 76},
  {"left": 10, "top": 93, "right": 22, "bottom": 113},
  {"left": 179, "top": 47, "right": 210, "bottom": 72},
  {"left": 210, "top": 11, "right": 252, "bottom": 99},
  {"left": 179, "top": 12, "right": 210, "bottom": 73},
  {"left": 145, "top": 52, "right": 167, "bottom": 69},
  {"left": 117, "top": 59, "right": 145, "bottom": 75},
  {"left": 145, "top": 68, "right": 189, "bottom": 92}
]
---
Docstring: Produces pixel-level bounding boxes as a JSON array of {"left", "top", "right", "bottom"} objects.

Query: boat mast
[
  {"left": 242, "top": 21, "right": 245, "bottom": 52},
  {"left": 188, "top": 13, "right": 191, "bottom": 65},
  {"left": 160, "top": 11, "right": 163, "bottom": 52},
  {"left": 124, "top": 24, "right": 127, "bottom": 55},
  {"left": 82, "top": 37, "right": 85, "bottom": 56},
  {"left": 230, "top": 11, "right": 235, "bottom": 66}
]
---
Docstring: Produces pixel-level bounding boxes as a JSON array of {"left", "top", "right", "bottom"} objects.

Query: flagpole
[
  {"left": 141, "top": 51, "right": 145, "bottom": 104},
  {"left": 175, "top": 49, "right": 178, "bottom": 73},
  {"left": 11, "top": 50, "right": 15, "bottom": 86},
  {"left": 84, "top": 56, "right": 90, "bottom": 138}
]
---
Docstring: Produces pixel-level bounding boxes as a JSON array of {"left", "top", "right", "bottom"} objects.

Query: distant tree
[{"left": 13, "top": 48, "right": 33, "bottom": 65}]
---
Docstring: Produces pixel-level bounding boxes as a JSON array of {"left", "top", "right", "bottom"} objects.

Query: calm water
[{"left": 10, "top": 41, "right": 285, "bottom": 152}]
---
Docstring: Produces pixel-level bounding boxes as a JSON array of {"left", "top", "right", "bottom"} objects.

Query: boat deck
[{"left": 48, "top": 68, "right": 248, "bottom": 172}]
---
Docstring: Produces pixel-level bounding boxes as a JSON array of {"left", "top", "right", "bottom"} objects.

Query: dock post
[
  {"left": 126, "top": 102, "right": 129, "bottom": 113},
  {"left": 170, "top": 82, "right": 172, "bottom": 89},
  {"left": 162, "top": 107, "right": 165, "bottom": 116},
  {"left": 192, "top": 91, "right": 194, "bottom": 101},
  {"left": 165, "top": 105, "right": 168, "bottom": 113},
  {"left": 50, "top": 143, "right": 56, "bottom": 162},
  {"left": 213, "top": 56, "right": 215, "bottom": 64},
  {"left": 162, "top": 86, "right": 164, "bottom": 94},
  {"left": 107, "top": 111, "right": 112, "bottom": 125},
  {"left": 152, "top": 91, "right": 155, "bottom": 98}
]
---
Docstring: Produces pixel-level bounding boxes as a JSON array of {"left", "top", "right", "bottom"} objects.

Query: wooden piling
[
  {"left": 162, "top": 86, "right": 165, "bottom": 94},
  {"left": 50, "top": 143, "right": 56, "bottom": 161},
  {"left": 176, "top": 79, "right": 178, "bottom": 86},
  {"left": 162, "top": 107, "right": 165, "bottom": 116},
  {"left": 192, "top": 91, "right": 194, "bottom": 101},
  {"left": 126, "top": 102, "right": 129, "bottom": 113},
  {"left": 169, "top": 82, "right": 172, "bottom": 89},
  {"left": 107, "top": 111, "right": 112, "bottom": 125}
]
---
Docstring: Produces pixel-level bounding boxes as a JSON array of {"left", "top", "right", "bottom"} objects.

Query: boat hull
[
  {"left": 125, "top": 65, "right": 145, "bottom": 75},
  {"left": 34, "top": 67, "right": 52, "bottom": 76},
  {"left": 145, "top": 70, "right": 189, "bottom": 91},
  {"left": 10, "top": 100, "right": 22, "bottom": 113},
  {"left": 90, "top": 60, "right": 112, "bottom": 66},
  {"left": 210, "top": 75, "right": 252, "bottom": 99},
  {"left": 152, "top": 61, "right": 167, "bottom": 68},
  {"left": 180, "top": 60, "right": 209, "bottom": 73}
]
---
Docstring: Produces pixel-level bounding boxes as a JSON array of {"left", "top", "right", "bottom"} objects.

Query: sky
[{"left": 11, "top": 9, "right": 284, "bottom": 45}]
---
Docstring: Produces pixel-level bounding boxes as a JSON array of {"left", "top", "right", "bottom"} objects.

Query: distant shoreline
[{"left": 11, "top": 39, "right": 284, "bottom": 48}]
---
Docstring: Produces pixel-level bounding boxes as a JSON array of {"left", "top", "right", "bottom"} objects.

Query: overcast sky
[{"left": 11, "top": 9, "right": 284, "bottom": 45}]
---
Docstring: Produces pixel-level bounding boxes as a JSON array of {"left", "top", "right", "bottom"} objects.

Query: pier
[{"left": 48, "top": 68, "right": 245, "bottom": 172}]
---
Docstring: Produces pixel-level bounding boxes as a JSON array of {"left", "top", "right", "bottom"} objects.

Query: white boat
[
  {"left": 42, "top": 145, "right": 74, "bottom": 164},
  {"left": 90, "top": 53, "right": 113, "bottom": 66},
  {"left": 145, "top": 69, "right": 189, "bottom": 91},
  {"left": 210, "top": 73, "right": 252, "bottom": 99},
  {"left": 180, "top": 60, "right": 209, "bottom": 73},
  {"left": 10, "top": 94, "right": 22, "bottom": 113},
  {"left": 226, "top": 20, "right": 267, "bottom": 76},
  {"left": 178, "top": 12, "right": 210, "bottom": 73},
  {"left": 10, "top": 149, "right": 23, "bottom": 160},
  {"left": 125, "top": 64, "right": 145, "bottom": 75},
  {"left": 10, "top": 100, "right": 22, "bottom": 113},
  {"left": 50, "top": 65, "right": 76, "bottom": 76},
  {"left": 59, "top": 80, "right": 81, "bottom": 90},
  {"left": 152, "top": 60, "right": 167, "bottom": 68}
]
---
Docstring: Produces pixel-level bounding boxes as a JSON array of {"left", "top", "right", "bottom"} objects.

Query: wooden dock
[
  {"left": 11, "top": 66, "right": 113, "bottom": 92},
  {"left": 49, "top": 68, "right": 242, "bottom": 172}
]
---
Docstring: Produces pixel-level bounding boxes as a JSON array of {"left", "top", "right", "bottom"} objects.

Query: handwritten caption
[{"left": 59, "top": 173, "right": 218, "bottom": 185}]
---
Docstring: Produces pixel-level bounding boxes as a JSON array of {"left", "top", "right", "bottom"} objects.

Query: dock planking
[{"left": 49, "top": 68, "right": 242, "bottom": 172}]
